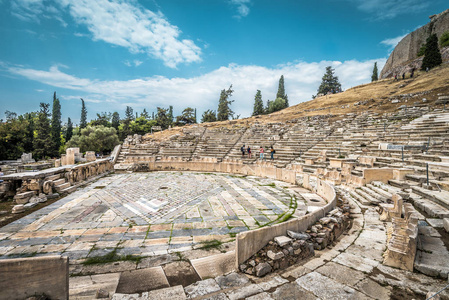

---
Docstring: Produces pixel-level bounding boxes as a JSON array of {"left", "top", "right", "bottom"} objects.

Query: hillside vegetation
[{"left": 148, "top": 64, "right": 449, "bottom": 140}]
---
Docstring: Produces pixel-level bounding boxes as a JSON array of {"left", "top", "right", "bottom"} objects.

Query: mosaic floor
[{"left": 0, "top": 172, "right": 321, "bottom": 262}]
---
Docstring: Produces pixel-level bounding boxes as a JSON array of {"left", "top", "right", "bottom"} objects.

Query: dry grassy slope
[{"left": 146, "top": 64, "right": 449, "bottom": 141}]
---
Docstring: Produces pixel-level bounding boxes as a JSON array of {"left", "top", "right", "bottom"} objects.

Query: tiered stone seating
[
  {"left": 384, "top": 203, "right": 419, "bottom": 271},
  {"left": 192, "top": 126, "right": 247, "bottom": 159},
  {"left": 225, "top": 123, "right": 289, "bottom": 164}
]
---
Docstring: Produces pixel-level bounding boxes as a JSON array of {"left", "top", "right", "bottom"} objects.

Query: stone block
[
  {"left": 443, "top": 218, "right": 449, "bottom": 233},
  {"left": 274, "top": 236, "right": 292, "bottom": 247},
  {"left": 85, "top": 151, "right": 96, "bottom": 162},
  {"left": 13, "top": 191, "right": 36, "bottom": 204},
  {"left": 393, "top": 168, "right": 414, "bottom": 181},
  {"left": 12, "top": 204, "right": 25, "bottom": 214},
  {"left": 267, "top": 250, "right": 284, "bottom": 260},
  {"left": 0, "top": 256, "right": 69, "bottom": 300}
]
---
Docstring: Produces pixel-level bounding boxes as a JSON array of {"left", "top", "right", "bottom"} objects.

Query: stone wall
[
  {"left": 0, "top": 256, "right": 69, "bottom": 300},
  {"left": 380, "top": 9, "right": 449, "bottom": 78}
]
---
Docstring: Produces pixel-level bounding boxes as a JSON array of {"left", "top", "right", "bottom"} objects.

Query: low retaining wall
[
  {"left": 235, "top": 177, "right": 337, "bottom": 266},
  {"left": 119, "top": 158, "right": 297, "bottom": 184},
  {"left": 0, "top": 256, "right": 69, "bottom": 300}
]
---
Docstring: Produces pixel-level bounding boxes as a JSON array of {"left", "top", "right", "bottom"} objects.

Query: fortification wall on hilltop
[{"left": 380, "top": 8, "right": 449, "bottom": 78}]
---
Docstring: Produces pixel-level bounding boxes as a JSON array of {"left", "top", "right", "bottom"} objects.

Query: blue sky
[{"left": 0, "top": 0, "right": 447, "bottom": 123}]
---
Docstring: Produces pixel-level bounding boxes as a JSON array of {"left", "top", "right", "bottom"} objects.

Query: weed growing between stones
[
  {"left": 198, "top": 239, "right": 223, "bottom": 251},
  {"left": 82, "top": 248, "right": 144, "bottom": 265}
]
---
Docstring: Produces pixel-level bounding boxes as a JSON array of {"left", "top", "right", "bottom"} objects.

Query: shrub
[{"left": 440, "top": 31, "right": 449, "bottom": 48}]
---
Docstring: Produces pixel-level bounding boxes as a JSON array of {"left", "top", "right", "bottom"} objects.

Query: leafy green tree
[
  {"left": 421, "top": 34, "right": 442, "bottom": 71},
  {"left": 0, "top": 112, "right": 28, "bottom": 160},
  {"left": 140, "top": 109, "right": 150, "bottom": 119},
  {"left": 111, "top": 112, "right": 120, "bottom": 130},
  {"left": 5, "top": 110, "right": 17, "bottom": 121},
  {"left": 155, "top": 107, "right": 171, "bottom": 129},
  {"left": 168, "top": 106, "right": 174, "bottom": 126},
  {"left": 317, "top": 66, "right": 341, "bottom": 95},
  {"left": 217, "top": 85, "right": 234, "bottom": 121},
  {"left": 90, "top": 112, "right": 112, "bottom": 127},
  {"left": 276, "top": 75, "right": 289, "bottom": 108},
  {"left": 201, "top": 110, "right": 217, "bottom": 123},
  {"left": 125, "top": 106, "right": 134, "bottom": 121},
  {"left": 371, "top": 62, "right": 378, "bottom": 82},
  {"left": 33, "top": 103, "right": 52, "bottom": 159},
  {"left": 266, "top": 98, "right": 287, "bottom": 114},
  {"left": 119, "top": 106, "right": 134, "bottom": 139},
  {"left": 66, "top": 125, "right": 119, "bottom": 154},
  {"left": 440, "top": 31, "right": 449, "bottom": 48},
  {"left": 66, "top": 117, "right": 73, "bottom": 142},
  {"left": 252, "top": 90, "right": 264, "bottom": 116},
  {"left": 23, "top": 112, "right": 35, "bottom": 153},
  {"left": 80, "top": 98, "right": 87, "bottom": 129},
  {"left": 174, "top": 107, "right": 196, "bottom": 126},
  {"left": 129, "top": 116, "right": 156, "bottom": 135},
  {"left": 51, "top": 92, "right": 62, "bottom": 156},
  {"left": 417, "top": 44, "right": 426, "bottom": 56}
]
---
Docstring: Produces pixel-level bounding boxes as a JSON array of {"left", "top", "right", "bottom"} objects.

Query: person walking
[
  {"left": 247, "top": 145, "right": 252, "bottom": 158},
  {"left": 259, "top": 146, "right": 264, "bottom": 160},
  {"left": 270, "top": 146, "right": 275, "bottom": 160},
  {"left": 241, "top": 145, "right": 245, "bottom": 158}
]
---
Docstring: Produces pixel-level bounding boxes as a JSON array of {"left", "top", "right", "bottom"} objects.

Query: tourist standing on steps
[
  {"left": 402, "top": 73, "right": 405, "bottom": 79},
  {"left": 0, "top": 168, "right": 3, "bottom": 183},
  {"left": 241, "top": 145, "right": 246, "bottom": 158},
  {"left": 259, "top": 146, "right": 264, "bottom": 160},
  {"left": 270, "top": 146, "right": 275, "bottom": 160},
  {"left": 247, "top": 145, "right": 252, "bottom": 158}
]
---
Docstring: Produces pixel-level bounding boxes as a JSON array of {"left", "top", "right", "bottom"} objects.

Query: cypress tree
[
  {"left": 252, "top": 90, "right": 264, "bottom": 116},
  {"left": 66, "top": 117, "right": 73, "bottom": 142},
  {"left": 80, "top": 98, "right": 87, "bottom": 129},
  {"left": 421, "top": 34, "right": 442, "bottom": 71},
  {"left": 168, "top": 106, "right": 174, "bottom": 126},
  {"left": 23, "top": 112, "right": 35, "bottom": 153},
  {"left": 371, "top": 62, "right": 378, "bottom": 82},
  {"left": 317, "top": 66, "right": 342, "bottom": 95},
  {"left": 51, "top": 92, "right": 62, "bottom": 156},
  {"left": 276, "top": 75, "right": 289, "bottom": 108},
  {"left": 33, "top": 103, "right": 52, "bottom": 159},
  {"left": 217, "top": 85, "right": 234, "bottom": 121},
  {"left": 111, "top": 112, "right": 120, "bottom": 130}
]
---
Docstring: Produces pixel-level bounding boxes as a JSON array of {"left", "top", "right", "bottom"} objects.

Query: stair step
[
  {"left": 55, "top": 182, "right": 71, "bottom": 192},
  {"left": 53, "top": 178, "right": 66, "bottom": 186}
]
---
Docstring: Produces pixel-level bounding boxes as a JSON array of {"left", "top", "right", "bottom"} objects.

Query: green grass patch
[
  {"left": 82, "top": 248, "right": 144, "bottom": 265},
  {"left": 260, "top": 182, "right": 276, "bottom": 187},
  {"left": 198, "top": 239, "right": 223, "bottom": 251}
]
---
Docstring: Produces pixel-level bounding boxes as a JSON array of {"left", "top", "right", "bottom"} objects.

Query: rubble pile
[{"left": 240, "top": 203, "right": 351, "bottom": 277}]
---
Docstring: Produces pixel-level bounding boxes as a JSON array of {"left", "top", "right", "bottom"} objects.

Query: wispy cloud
[
  {"left": 4, "top": 59, "right": 386, "bottom": 118},
  {"left": 124, "top": 60, "right": 143, "bottom": 67},
  {"left": 230, "top": 0, "right": 251, "bottom": 18},
  {"left": 348, "top": 0, "right": 429, "bottom": 20},
  {"left": 381, "top": 33, "right": 407, "bottom": 51},
  {"left": 9, "top": 0, "right": 202, "bottom": 68}
]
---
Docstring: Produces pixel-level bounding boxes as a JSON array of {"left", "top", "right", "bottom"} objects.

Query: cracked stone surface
[{"left": 0, "top": 172, "right": 310, "bottom": 264}]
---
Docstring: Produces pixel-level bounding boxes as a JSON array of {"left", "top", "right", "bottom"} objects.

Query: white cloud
[
  {"left": 381, "top": 33, "right": 407, "bottom": 51},
  {"left": 349, "top": 0, "right": 429, "bottom": 19},
  {"left": 5, "top": 58, "right": 386, "bottom": 119},
  {"left": 124, "top": 60, "right": 143, "bottom": 67},
  {"left": 10, "top": 0, "right": 202, "bottom": 68},
  {"left": 230, "top": 0, "right": 251, "bottom": 18}
]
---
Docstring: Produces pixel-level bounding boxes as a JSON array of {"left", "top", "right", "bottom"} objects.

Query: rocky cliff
[{"left": 380, "top": 9, "right": 449, "bottom": 78}]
